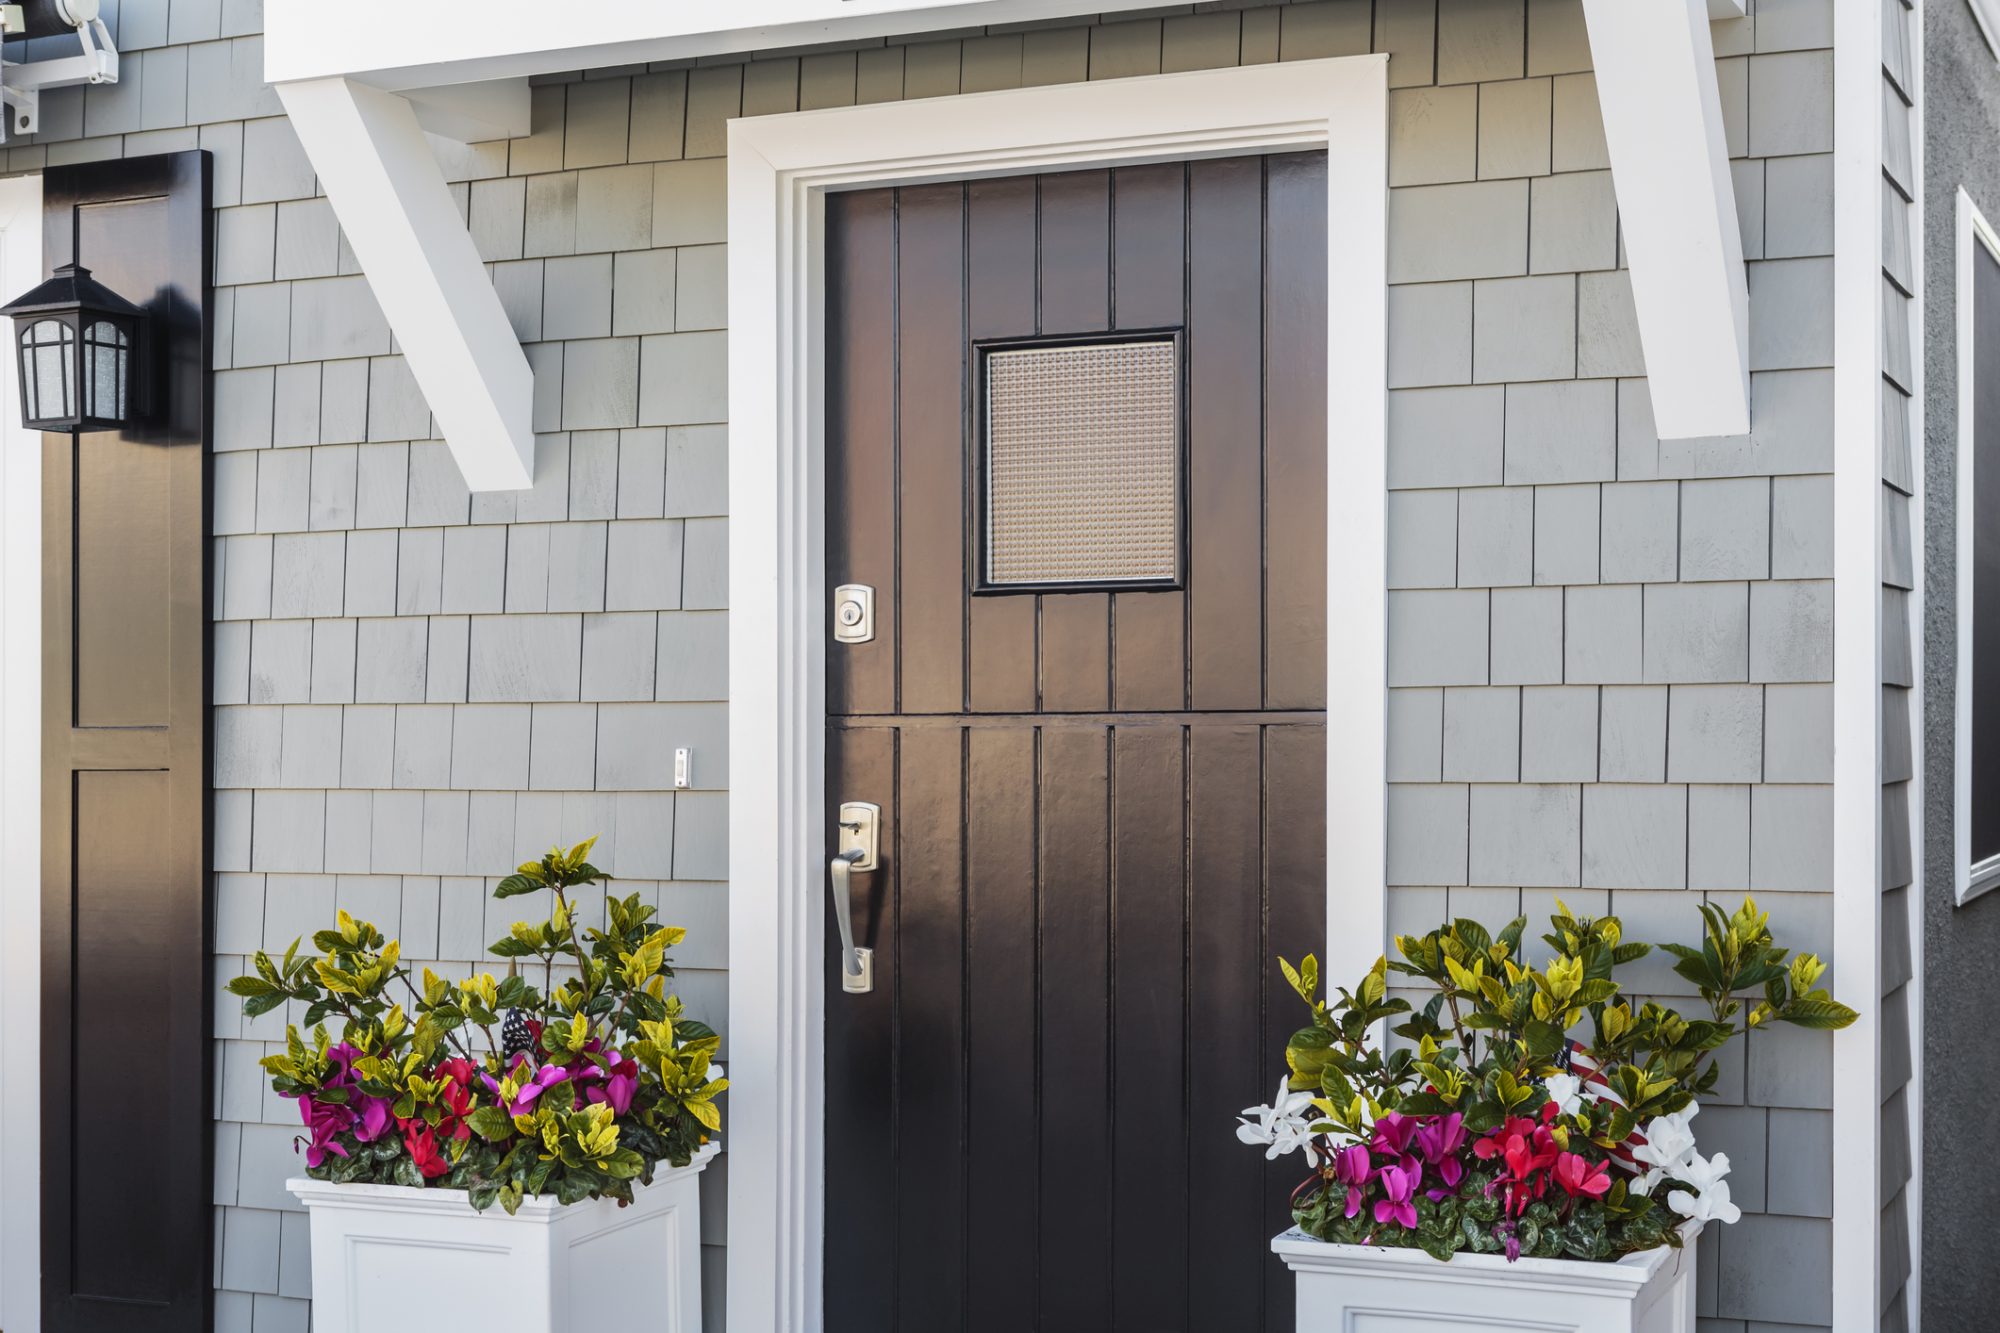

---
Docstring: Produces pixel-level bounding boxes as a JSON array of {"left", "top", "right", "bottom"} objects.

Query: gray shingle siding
[
  {"left": 1, "top": 0, "right": 1863, "bottom": 1328},
  {"left": 1878, "top": 1, "right": 1920, "bottom": 1329}
]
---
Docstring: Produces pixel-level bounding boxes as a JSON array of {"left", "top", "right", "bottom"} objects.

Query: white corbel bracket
[
  {"left": 1582, "top": 0, "right": 1751, "bottom": 440},
  {"left": 278, "top": 76, "right": 535, "bottom": 490}
]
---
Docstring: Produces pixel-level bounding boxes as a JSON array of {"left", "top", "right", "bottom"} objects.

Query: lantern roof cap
[{"left": 0, "top": 262, "right": 147, "bottom": 321}]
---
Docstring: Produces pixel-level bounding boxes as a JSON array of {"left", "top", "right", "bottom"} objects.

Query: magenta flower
[
  {"left": 483, "top": 1060, "right": 572, "bottom": 1118},
  {"left": 1415, "top": 1112, "right": 1467, "bottom": 1195},
  {"left": 1370, "top": 1112, "right": 1417, "bottom": 1158},
  {"left": 352, "top": 1093, "right": 394, "bottom": 1143},
  {"left": 584, "top": 1050, "right": 639, "bottom": 1116},
  {"left": 296, "top": 1095, "right": 355, "bottom": 1168},
  {"left": 1331, "top": 1143, "right": 1372, "bottom": 1219},
  {"left": 323, "top": 1043, "right": 363, "bottom": 1087},
  {"left": 1372, "top": 1163, "right": 1419, "bottom": 1229}
]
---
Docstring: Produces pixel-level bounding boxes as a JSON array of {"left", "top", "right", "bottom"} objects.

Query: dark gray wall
[{"left": 1924, "top": 3, "right": 2000, "bottom": 1325}]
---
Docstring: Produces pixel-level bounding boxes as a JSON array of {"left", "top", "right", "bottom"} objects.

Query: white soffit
[
  {"left": 266, "top": 0, "right": 1177, "bottom": 89},
  {"left": 1583, "top": 0, "right": 1751, "bottom": 439},
  {"left": 279, "top": 77, "right": 536, "bottom": 490}
]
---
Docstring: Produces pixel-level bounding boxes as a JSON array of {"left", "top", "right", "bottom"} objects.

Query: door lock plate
[
  {"left": 838, "top": 801, "right": 880, "bottom": 872},
  {"left": 833, "top": 583, "right": 875, "bottom": 644}
]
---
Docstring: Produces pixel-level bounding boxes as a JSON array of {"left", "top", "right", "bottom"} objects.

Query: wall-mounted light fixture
[{"left": 0, "top": 260, "right": 146, "bottom": 431}]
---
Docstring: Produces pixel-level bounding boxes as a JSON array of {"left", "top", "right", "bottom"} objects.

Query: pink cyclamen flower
[
  {"left": 1369, "top": 1112, "right": 1418, "bottom": 1158},
  {"left": 1372, "top": 1163, "right": 1419, "bottom": 1230},
  {"left": 483, "top": 1060, "right": 572, "bottom": 1118},
  {"left": 584, "top": 1051, "right": 640, "bottom": 1116},
  {"left": 323, "top": 1043, "right": 363, "bottom": 1087},
  {"left": 352, "top": 1094, "right": 394, "bottom": 1144},
  {"left": 1414, "top": 1113, "right": 1467, "bottom": 1193},
  {"left": 296, "top": 1096, "right": 354, "bottom": 1168},
  {"left": 1331, "top": 1143, "right": 1372, "bottom": 1219},
  {"left": 1553, "top": 1152, "right": 1613, "bottom": 1200}
]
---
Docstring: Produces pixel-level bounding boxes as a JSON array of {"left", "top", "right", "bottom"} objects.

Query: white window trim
[
  {"left": 723, "top": 57, "right": 1388, "bottom": 1333},
  {"left": 0, "top": 170, "right": 42, "bottom": 1333},
  {"left": 1956, "top": 189, "right": 2000, "bottom": 906}
]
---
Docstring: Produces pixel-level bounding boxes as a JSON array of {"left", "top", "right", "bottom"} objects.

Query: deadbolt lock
[{"left": 833, "top": 583, "right": 875, "bottom": 644}]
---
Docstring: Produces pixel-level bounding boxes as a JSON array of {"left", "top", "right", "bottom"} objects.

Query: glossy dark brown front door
[{"left": 823, "top": 154, "right": 1328, "bottom": 1333}]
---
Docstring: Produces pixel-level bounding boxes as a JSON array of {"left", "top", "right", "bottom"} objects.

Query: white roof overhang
[{"left": 269, "top": 0, "right": 1752, "bottom": 490}]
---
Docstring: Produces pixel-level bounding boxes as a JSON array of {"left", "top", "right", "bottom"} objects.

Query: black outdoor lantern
[{"left": 0, "top": 260, "right": 148, "bottom": 432}]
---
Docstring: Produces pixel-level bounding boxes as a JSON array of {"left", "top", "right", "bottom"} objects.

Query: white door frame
[
  {"left": 0, "top": 170, "right": 42, "bottom": 1333},
  {"left": 724, "top": 57, "right": 1389, "bottom": 1333}
]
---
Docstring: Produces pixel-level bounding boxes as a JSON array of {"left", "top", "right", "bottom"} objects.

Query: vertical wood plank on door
[
  {"left": 1110, "top": 723, "right": 1188, "bottom": 1332},
  {"left": 828, "top": 190, "right": 900, "bottom": 717},
  {"left": 1186, "top": 724, "right": 1267, "bottom": 1329},
  {"left": 895, "top": 724, "right": 968, "bottom": 1326},
  {"left": 965, "top": 726, "right": 1039, "bottom": 1333},
  {"left": 1037, "top": 169, "right": 1111, "bottom": 335},
  {"left": 1261, "top": 720, "right": 1328, "bottom": 1325},
  {"left": 1037, "top": 171, "right": 1114, "bottom": 710},
  {"left": 824, "top": 725, "right": 899, "bottom": 1329},
  {"left": 898, "top": 184, "right": 969, "bottom": 715},
  {"left": 1188, "top": 155, "right": 1266, "bottom": 711},
  {"left": 1109, "top": 163, "right": 1189, "bottom": 713},
  {"left": 1264, "top": 152, "right": 1330, "bottom": 710},
  {"left": 967, "top": 176, "right": 1040, "bottom": 713},
  {"left": 1036, "top": 724, "right": 1112, "bottom": 1329}
]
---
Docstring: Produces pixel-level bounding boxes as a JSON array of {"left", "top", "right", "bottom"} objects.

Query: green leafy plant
[
  {"left": 1239, "top": 898, "right": 1857, "bottom": 1263},
  {"left": 229, "top": 838, "right": 725, "bottom": 1213}
]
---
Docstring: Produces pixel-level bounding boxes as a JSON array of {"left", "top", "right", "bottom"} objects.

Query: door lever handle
[
  {"left": 830, "top": 849, "right": 867, "bottom": 980},
  {"left": 830, "top": 802, "right": 880, "bottom": 994}
]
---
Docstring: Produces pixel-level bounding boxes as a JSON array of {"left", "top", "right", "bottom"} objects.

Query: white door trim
[
  {"left": 1830, "top": 0, "right": 1886, "bottom": 1324},
  {"left": 724, "top": 57, "right": 1389, "bottom": 1333},
  {"left": 0, "top": 169, "right": 42, "bottom": 1333}
]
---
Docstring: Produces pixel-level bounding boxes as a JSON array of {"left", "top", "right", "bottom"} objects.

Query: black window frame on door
[{"left": 968, "top": 325, "right": 1189, "bottom": 597}]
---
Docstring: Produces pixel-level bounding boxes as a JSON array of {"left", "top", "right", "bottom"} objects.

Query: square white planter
[
  {"left": 1272, "top": 1221, "right": 1698, "bottom": 1333},
  {"left": 291, "top": 1141, "right": 717, "bottom": 1333}
]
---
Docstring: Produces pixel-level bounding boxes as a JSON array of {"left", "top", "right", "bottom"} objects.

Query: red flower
[
  {"left": 1552, "top": 1152, "right": 1612, "bottom": 1200},
  {"left": 435, "top": 1076, "right": 477, "bottom": 1141},
  {"left": 1474, "top": 1115, "right": 1563, "bottom": 1217},
  {"left": 434, "top": 1057, "right": 480, "bottom": 1088},
  {"left": 403, "top": 1123, "right": 450, "bottom": 1179}
]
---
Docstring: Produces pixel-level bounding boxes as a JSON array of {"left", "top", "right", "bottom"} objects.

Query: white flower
[
  {"left": 1544, "top": 1073, "right": 1584, "bottom": 1117},
  {"left": 1626, "top": 1106, "right": 1702, "bottom": 1197},
  {"left": 1665, "top": 1150, "right": 1741, "bottom": 1226},
  {"left": 1630, "top": 1106, "right": 1699, "bottom": 1175},
  {"left": 1236, "top": 1078, "right": 1318, "bottom": 1162}
]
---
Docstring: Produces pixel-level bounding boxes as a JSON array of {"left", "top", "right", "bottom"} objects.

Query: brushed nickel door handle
[{"left": 830, "top": 801, "right": 880, "bottom": 993}]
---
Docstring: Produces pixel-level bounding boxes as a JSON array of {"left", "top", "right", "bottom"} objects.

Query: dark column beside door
[{"left": 40, "top": 151, "right": 212, "bottom": 1333}]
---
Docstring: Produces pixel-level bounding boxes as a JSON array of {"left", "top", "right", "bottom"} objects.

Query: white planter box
[
  {"left": 1272, "top": 1220, "right": 1699, "bottom": 1333},
  {"left": 291, "top": 1142, "right": 717, "bottom": 1333}
]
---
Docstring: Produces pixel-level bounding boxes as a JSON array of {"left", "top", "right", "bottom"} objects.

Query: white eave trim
[
  {"left": 267, "top": 0, "right": 1181, "bottom": 90},
  {"left": 1583, "top": 0, "right": 1751, "bottom": 440}
]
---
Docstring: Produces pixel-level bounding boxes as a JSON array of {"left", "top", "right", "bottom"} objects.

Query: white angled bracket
[
  {"left": 1583, "top": 0, "right": 1751, "bottom": 440},
  {"left": 0, "top": 1, "right": 118, "bottom": 140},
  {"left": 278, "top": 76, "right": 535, "bottom": 490}
]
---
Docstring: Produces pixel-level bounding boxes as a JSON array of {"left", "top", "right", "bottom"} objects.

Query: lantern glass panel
[
  {"left": 82, "top": 319, "right": 128, "bottom": 423},
  {"left": 20, "top": 318, "right": 74, "bottom": 425}
]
